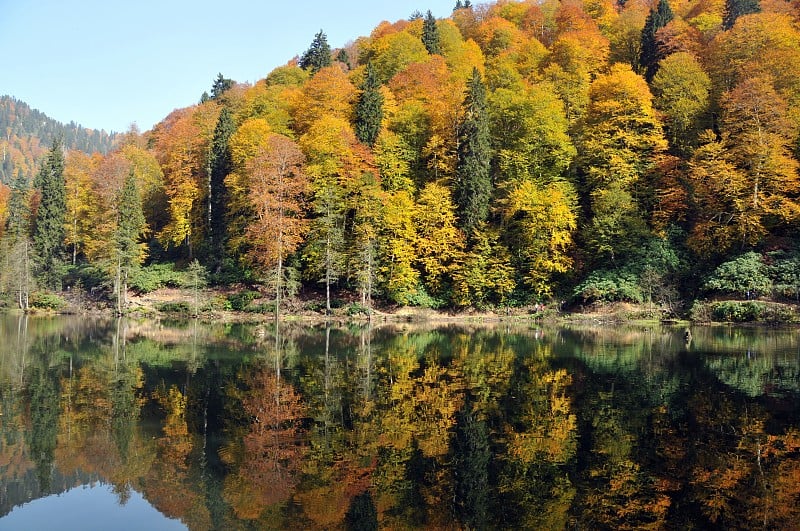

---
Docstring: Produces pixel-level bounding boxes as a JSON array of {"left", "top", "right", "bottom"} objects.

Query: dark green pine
[
  {"left": 208, "top": 106, "right": 235, "bottom": 269},
  {"left": 723, "top": 0, "right": 760, "bottom": 29},
  {"left": 6, "top": 167, "right": 30, "bottom": 238},
  {"left": 639, "top": 0, "right": 674, "bottom": 82},
  {"left": 355, "top": 62, "right": 384, "bottom": 147},
  {"left": 455, "top": 68, "right": 492, "bottom": 237},
  {"left": 210, "top": 73, "right": 234, "bottom": 100},
  {"left": 33, "top": 138, "right": 67, "bottom": 289},
  {"left": 115, "top": 169, "right": 146, "bottom": 265},
  {"left": 299, "top": 30, "right": 332, "bottom": 74},
  {"left": 422, "top": 10, "right": 441, "bottom": 55}
]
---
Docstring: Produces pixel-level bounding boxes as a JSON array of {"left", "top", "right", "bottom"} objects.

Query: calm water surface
[{"left": 0, "top": 315, "right": 798, "bottom": 530}]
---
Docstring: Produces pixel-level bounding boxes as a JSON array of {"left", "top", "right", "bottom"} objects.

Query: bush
[
  {"left": 129, "top": 263, "right": 189, "bottom": 293},
  {"left": 30, "top": 292, "right": 66, "bottom": 311},
  {"left": 346, "top": 303, "right": 371, "bottom": 316},
  {"left": 156, "top": 301, "right": 191, "bottom": 314},
  {"left": 704, "top": 252, "right": 771, "bottom": 298},
  {"left": 691, "top": 300, "right": 799, "bottom": 323},
  {"left": 227, "top": 290, "right": 260, "bottom": 311},
  {"left": 573, "top": 269, "right": 643, "bottom": 304}
]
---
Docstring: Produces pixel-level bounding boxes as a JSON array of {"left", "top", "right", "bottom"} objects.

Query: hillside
[
  {"left": 2, "top": 0, "right": 800, "bottom": 318},
  {"left": 0, "top": 95, "right": 117, "bottom": 183}
]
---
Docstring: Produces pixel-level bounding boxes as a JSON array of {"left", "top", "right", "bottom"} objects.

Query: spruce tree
[
  {"left": 455, "top": 68, "right": 492, "bottom": 237},
  {"left": 723, "top": 0, "right": 760, "bottom": 29},
  {"left": 33, "top": 138, "right": 66, "bottom": 290},
  {"left": 299, "top": 30, "right": 332, "bottom": 74},
  {"left": 422, "top": 10, "right": 442, "bottom": 55},
  {"left": 210, "top": 73, "right": 234, "bottom": 100},
  {"left": 454, "top": 0, "right": 464, "bottom": 11},
  {"left": 639, "top": 0, "right": 674, "bottom": 82},
  {"left": 6, "top": 168, "right": 30, "bottom": 238},
  {"left": 112, "top": 170, "right": 147, "bottom": 314},
  {"left": 208, "top": 107, "right": 234, "bottom": 271},
  {"left": 355, "top": 62, "right": 384, "bottom": 147}
]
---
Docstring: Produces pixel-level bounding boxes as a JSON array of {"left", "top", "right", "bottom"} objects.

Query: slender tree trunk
[{"left": 325, "top": 234, "right": 331, "bottom": 314}]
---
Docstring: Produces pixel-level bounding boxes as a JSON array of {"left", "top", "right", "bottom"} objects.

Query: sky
[{"left": 1, "top": 0, "right": 459, "bottom": 133}]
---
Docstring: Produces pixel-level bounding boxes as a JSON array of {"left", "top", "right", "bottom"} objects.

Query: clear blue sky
[{"left": 1, "top": 0, "right": 458, "bottom": 133}]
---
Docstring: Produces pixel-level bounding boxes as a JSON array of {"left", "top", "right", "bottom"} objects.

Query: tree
[
  {"left": 2, "top": 170, "right": 34, "bottom": 310},
  {"left": 422, "top": 11, "right": 442, "bottom": 55},
  {"left": 639, "top": 0, "right": 674, "bottom": 81},
  {"left": 414, "top": 182, "right": 465, "bottom": 295},
  {"left": 210, "top": 73, "right": 234, "bottom": 100},
  {"left": 244, "top": 135, "right": 309, "bottom": 321},
  {"left": 354, "top": 62, "right": 384, "bottom": 147},
  {"left": 33, "top": 138, "right": 67, "bottom": 290},
  {"left": 208, "top": 107, "right": 235, "bottom": 270},
  {"left": 723, "top": 0, "right": 760, "bottom": 30},
  {"left": 299, "top": 30, "right": 332, "bottom": 74},
  {"left": 651, "top": 52, "right": 711, "bottom": 156},
  {"left": 186, "top": 259, "right": 208, "bottom": 317},
  {"left": 455, "top": 68, "right": 492, "bottom": 237},
  {"left": 111, "top": 170, "right": 147, "bottom": 315}
]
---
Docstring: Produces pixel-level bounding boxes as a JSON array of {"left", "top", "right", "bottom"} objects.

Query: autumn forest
[{"left": 3, "top": 0, "right": 800, "bottom": 315}]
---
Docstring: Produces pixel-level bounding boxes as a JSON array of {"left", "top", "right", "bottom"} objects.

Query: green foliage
[
  {"left": 128, "top": 263, "right": 188, "bottom": 293},
  {"left": 33, "top": 138, "right": 67, "bottom": 290},
  {"left": 455, "top": 68, "right": 492, "bottom": 236},
  {"left": 156, "top": 301, "right": 192, "bottom": 314},
  {"left": 690, "top": 300, "right": 798, "bottom": 323},
  {"left": 227, "top": 290, "right": 260, "bottom": 311},
  {"left": 723, "top": 0, "right": 760, "bottom": 29},
  {"left": 210, "top": 73, "right": 234, "bottom": 100},
  {"left": 422, "top": 10, "right": 442, "bottom": 55},
  {"left": 208, "top": 107, "right": 235, "bottom": 266},
  {"left": 355, "top": 62, "right": 384, "bottom": 147},
  {"left": 29, "top": 291, "right": 66, "bottom": 311},
  {"left": 767, "top": 251, "right": 800, "bottom": 301},
  {"left": 573, "top": 269, "right": 644, "bottom": 304},
  {"left": 639, "top": 0, "right": 674, "bottom": 81},
  {"left": 299, "top": 30, "right": 332, "bottom": 74},
  {"left": 704, "top": 252, "right": 771, "bottom": 298}
]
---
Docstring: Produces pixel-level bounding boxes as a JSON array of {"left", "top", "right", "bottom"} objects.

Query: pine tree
[
  {"left": 299, "top": 30, "right": 332, "bottom": 74},
  {"left": 112, "top": 170, "right": 147, "bottom": 314},
  {"left": 455, "top": 68, "right": 492, "bottom": 237},
  {"left": 454, "top": 0, "right": 464, "bottom": 11},
  {"left": 723, "top": 0, "right": 760, "bottom": 29},
  {"left": 210, "top": 73, "right": 234, "bottom": 100},
  {"left": 639, "top": 0, "right": 674, "bottom": 82},
  {"left": 6, "top": 168, "right": 30, "bottom": 238},
  {"left": 33, "top": 138, "right": 66, "bottom": 290},
  {"left": 422, "top": 10, "right": 442, "bottom": 55},
  {"left": 208, "top": 107, "right": 234, "bottom": 271},
  {"left": 355, "top": 62, "right": 384, "bottom": 147}
]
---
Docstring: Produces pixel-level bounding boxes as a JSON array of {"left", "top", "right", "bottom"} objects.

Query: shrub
[
  {"left": 704, "top": 252, "right": 771, "bottom": 298},
  {"left": 129, "top": 263, "right": 188, "bottom": 293},
  {"left": 573, "top": 269, "right": 643, "bottom": 304},
  {"left": 30, "top": 292, "right": 66, "bottom": 311},
  {"left": 711, "top": 301, "right": 766, "bottom": 322},
  {"left": 156, "top": 301, "right": 191, "bottom": 314},
  {"left": 227, "top": 290, "right": 260, "bottom": 311}
]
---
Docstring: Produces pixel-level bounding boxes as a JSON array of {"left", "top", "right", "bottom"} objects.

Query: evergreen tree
[
  {"left": 33, "top": 138, "right": 66, "bottom": 290},
  {"left": 454, "top": 0, "right": 464, "bottom": 10},
  {"left": 6, "top": 168, "right": 30, "bottom": 238},
  {"left": 422, "top": 10, "right": 442, "bottom": 55},
  {"left": 299, "top": 30, "right": 332, "bottom": 74},
  {"left": 355, "top": 62, "right": 384, "bottom": 147},
  {"left": 336, "top": 48, "right": 351, "bottom": 69},
  {"left": 112, "top": 170, "right": 147, "bottom": 314},
  {"left": 639, "top": 0, "right": 674, "bottom": 82},
  {"left": 210, "top": 73, "right": 234, "bottom": 100},
  {"left": 455, "top": 68, "right": 492, "bottom": 237},
  {"left": 208, "top": 107, "right": 234, "bottom": 271},
  {"left": 723, "top": 0, "right": 760, "bottom": 29}
]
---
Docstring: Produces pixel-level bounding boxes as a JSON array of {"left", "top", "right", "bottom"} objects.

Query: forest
[{"left": 1, "top": 0, "right": 800, "bottom": 316}]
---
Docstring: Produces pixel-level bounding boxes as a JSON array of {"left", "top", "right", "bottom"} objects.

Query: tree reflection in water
[{"left": 0, "top": 316, "right": 798, "bottom": 529}]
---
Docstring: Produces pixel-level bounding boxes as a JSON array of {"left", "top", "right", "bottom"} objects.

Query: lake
[{"left": 0, "top": 315, "right": 798, "bottom": 530}]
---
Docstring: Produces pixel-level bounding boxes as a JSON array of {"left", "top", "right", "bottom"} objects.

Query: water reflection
[{"left": 0, "top": 316, "right": 798, "bottom": 529}]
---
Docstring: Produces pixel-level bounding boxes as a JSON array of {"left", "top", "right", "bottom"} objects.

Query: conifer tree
[
  {"left": 455, "top": 68, "right": 492, "bottom": 237},
  {"left": 422, "top": 11, "right": 442, "bottom": 55},
  {"left": 639, "top": 0, "right": 674, "bottom": 82},
  {"left": 33, "top": 138, "right": 66, "bottom": 290},
  {"left": 6, "top": 168, "right": 30, "bottom": 238},
  {"left": 210, "top": 73, "right": 234, "bottom": 100},
  {"left": 208, "top": 107, "right": 234, "bottom": 270},
  {"left": 454, "top": 0, "right": 464, "bottom": 10},
  {"left": 723, "top": 0, "right": 760, "bottom": 29},
  {"left": 299, "top": 30, "right": 332, "bottom": 74},
  {"left": 112, "top": 170, "right": 147, "bottom": 314},
  {"left": 355, "top": 62, "right": 384, "bottom": 147}
]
